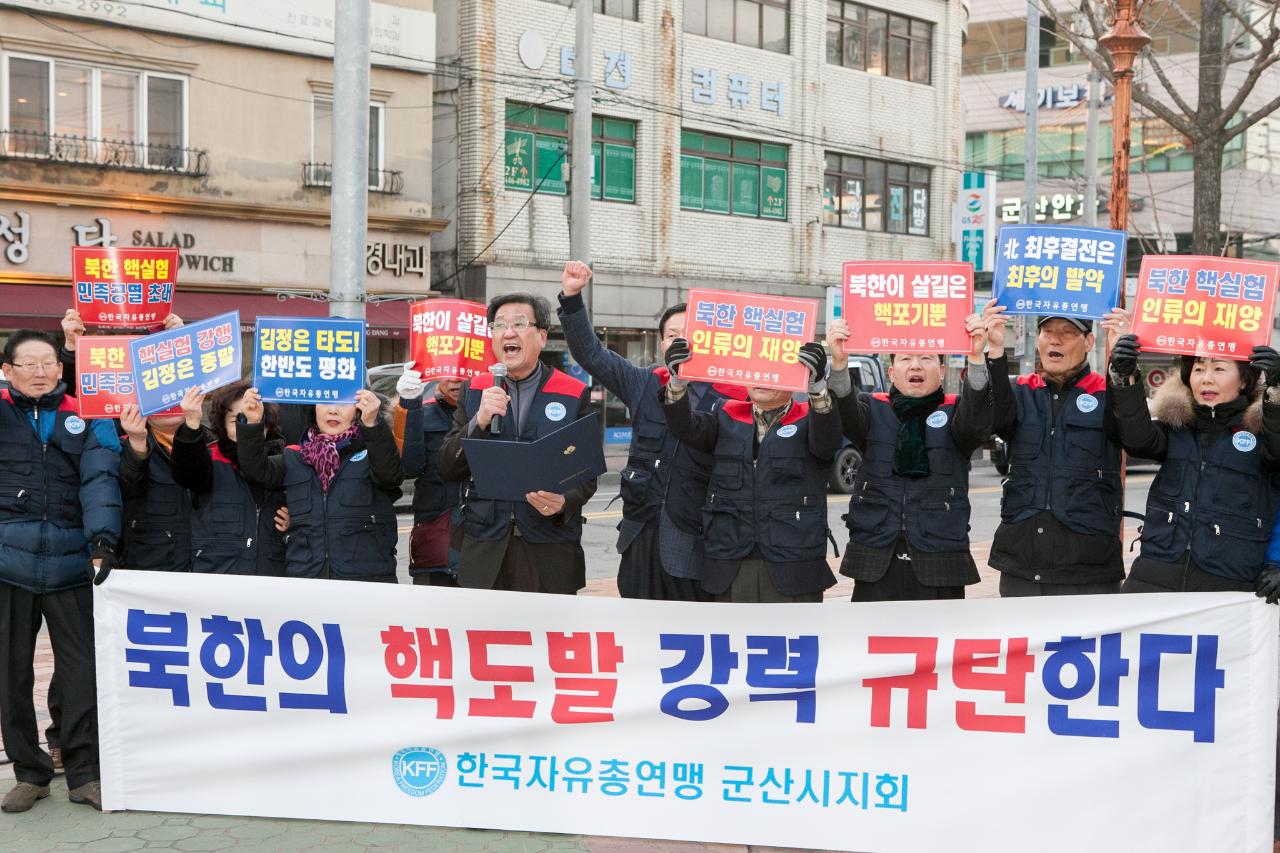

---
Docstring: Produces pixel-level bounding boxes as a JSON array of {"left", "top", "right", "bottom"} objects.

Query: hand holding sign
[
  {"left": 982, "top": 300, "right": 1008, "bottom": 355},
  {"left": 241, "top": 387, "right": 265, "bottom": 425},
  {"left": 826, "top": 320, "right": 850, "bottom": 371},
  {"left": 62, "top": 309, "right": 86, "bottom": 352},
  {"left": 355, "top": 389, "right": 383, "bottom": 429},
  {"left": 181, "top": 387, "right": 206, "bottom": 431},
  {"left": 120, "top": 405, "right": 149, "bottom": 456}
]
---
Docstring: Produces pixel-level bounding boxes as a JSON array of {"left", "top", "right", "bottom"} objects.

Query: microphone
[{"left": 488, "top": 363, "right": 508, "bottom": 434}]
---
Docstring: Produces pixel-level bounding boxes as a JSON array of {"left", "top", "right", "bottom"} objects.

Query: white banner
[{"left": 95, "top": 572, "right": 1278, "bottom": 853}]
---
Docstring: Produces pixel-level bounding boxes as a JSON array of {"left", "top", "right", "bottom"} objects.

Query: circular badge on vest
[
  {"left": 777, "top": 424, "right": 798, "bottom": 438},
  {"left": 1234, "top": 432, "right": 1258, "bottom": 453},
  {"left": 545, "top": 402, "right": 567, "bottom": 422},
  {"left": 926, "top": 410, "right": 949, "bottom": 429},
  {"left": 1076, "top": 394, "right": 1099, "bottom": 413},
  {"left": 350, "top": 449, "right": 369, "bottom": 462},
  {"left": 64, "top": 415, "right": 86, "bottom": 436}
]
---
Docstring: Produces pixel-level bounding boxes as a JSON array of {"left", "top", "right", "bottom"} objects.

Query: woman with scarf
[
  {"left": 169, "top": 383, "right": 290, "bottom": 575},
  {"left": 236, "top": 387, "right": 404, "bottom": 582},
  {"left": 1108, "top": 336, "right": 1280, "bottom": 594},
  {"left": 830, "top": 302, "right": 999, "bottom": 601}
]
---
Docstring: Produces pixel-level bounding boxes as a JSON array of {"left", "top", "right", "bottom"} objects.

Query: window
[
  {"left": 685, "top": 0, "right": 789, "bottom": 54},
  {"left": 823, "top": 152, "right": 929, "bottom": 235},
  {"left": 311, "top": 97, "right": 388, "bottom": 190},
  {"left": 3, "top": 54, "right": 189, "bottom": 170},
  {"left": 504, "top": 102, "right": 636, "bottom": 203},
  {"left": 542, "top": 0, "right": 637, "bottom": 19},
  {"left": 827, "top": 2, "right": 931, "bottom": 84},
  {"left": 680, "top": 130, "right": 787, "bottom": 220}
]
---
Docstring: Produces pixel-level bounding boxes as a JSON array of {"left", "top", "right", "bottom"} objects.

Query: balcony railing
[
  {"left": 302, "top": 161, "right": 404, "bottom": 195},
  {"left": 0, "top": 129, "right": 208, "bottom": 176}
]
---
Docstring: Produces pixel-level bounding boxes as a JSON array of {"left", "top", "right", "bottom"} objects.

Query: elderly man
[
  {"left": 0, "top": 330, "right": 121, "bottom": 813},
  {"left": 830, "top": 303, "right": 997, "bottom": 601},
  {"left": 440, "top": 293, "right": 596, "bottom": 594}
]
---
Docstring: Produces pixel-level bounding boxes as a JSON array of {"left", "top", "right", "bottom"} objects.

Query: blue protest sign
[
  {"left": 252, "top": 316, "right": 366, "bottom": 405},
  {"left": 129, "top": 311, "right": 242, "bottom": 416},
  {"left": 992, "top": 225, "right": 1127, "bottom": 319}
]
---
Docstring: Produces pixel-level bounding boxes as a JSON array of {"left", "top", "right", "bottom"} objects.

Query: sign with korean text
[
  {"left": 1130, "top": 255, "right": 1280, "bottom": 360},
  {"left": 75, "top": 336, "right": 137, "bottom": 419},
  {"left": 992, "top": 225, "right": 1127, "bottom": 319},
  {"left": 129, "top": 312, "right": 241, "bottom": 416},
  {"left": 681, "top": 290, "right": 817, "bottom": 392},
  {"left": 96, "top": 574, "right": 1277, "bottom": 853},
  {"left": 72, "top": 247, "right": 177, "bottom": 328},
  {"left": 253, "top": 317, "right": 366, "bottom": 405},
  {"left": 409, "top": 300, "right": 495, "bottom": 382},
  {"left": 842, "top": 262, "right": 974, "bottom": 354}
]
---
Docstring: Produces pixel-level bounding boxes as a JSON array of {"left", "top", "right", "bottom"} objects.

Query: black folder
[{"left": 462, "top": 413, "right": 607, "bottom": 502}]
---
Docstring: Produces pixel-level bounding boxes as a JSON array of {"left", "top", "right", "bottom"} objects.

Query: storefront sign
[
  {"left": 993, "top": 225, "right": 1127, "bottom": 320},
  {"left": 682, "top": 289, "right": 817, "bottom": 392},
  {"left": 253, "top": 317, "right": 366, "bottom": 404},
  {"left": 954, "top": 172, "right": 997, "bottom": 273},
  {"left": 130, "top": 312, "right": 241, "bottom": 415},
  {"left": 999, "top": 83, "right": 1108, "bottom": 112},
  {"left": 842, "top": 262, "right": 975, "bottom": 354},
  {"left": 690, "top": 68, "right": 785, "bottom": 116}
]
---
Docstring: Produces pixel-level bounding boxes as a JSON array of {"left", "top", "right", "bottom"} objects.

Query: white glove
[{"left": 396, "top": 367, "right": 425, "bottom": 401}]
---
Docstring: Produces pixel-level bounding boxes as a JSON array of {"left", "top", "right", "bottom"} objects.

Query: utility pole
[
  {"left": 1021, "top": 1, "right": 1039, "bottom": 370},
  {"left": 329, "top": 0, "right": 371, "bottom": 320},
  {"left": 570, "top": 0, "right": 593, "bottom": 317},
  {"left": 1084, "top": 64, "right": 1102, "bottom": 368}
]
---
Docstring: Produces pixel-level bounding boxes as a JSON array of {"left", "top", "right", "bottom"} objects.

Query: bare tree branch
[
  {"left": 1216, "top": 42, "right": 1280, "bottom": 133},
  {"left": 1224, "top": 89, "right": 1280, "bottom": 140},
  {"left": 1145, "top": 50, "right": 1197, "bottom": 116},
  {"left": 1219, "top": 0, "right": 1268, "bottom": 43}
]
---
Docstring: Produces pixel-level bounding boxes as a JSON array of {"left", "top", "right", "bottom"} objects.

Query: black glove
[
  {"left": 1257, "top": 566, "right": 1280, "bottom": 605},
  {"left": 1250, "top": 345, "right": 1280, "bottom": 387},
  {"left": 90, "top": 539, "right": 118, "bottom": 586},
  {"left": 798, "top": 342, "right": 828, "bottom": 393},
  {"left": 665, "top": 337, "right": 692, "bottom": 378},
  {"left": 1109, "top": 334, "right": 1141, "bottom": 379}
]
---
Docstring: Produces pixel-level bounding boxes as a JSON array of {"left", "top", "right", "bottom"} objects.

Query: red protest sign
[
  {"left": 682, "top": 289, "right": 818, "bottom": 392},
  {"left": 841, "top": 261, "right": 975, "bottom": 354},
  {"left": 76, "top": 335, "right": 181, "bottom": 419},
  {"left": 72, "top": 248, "right": 178, "bottom": 328},
  {"left": 409, "top": 299, "right": 495, "bottom": 382},
  {"left": 1130, "top": 255, "right": 1280, "bottom": 361}
]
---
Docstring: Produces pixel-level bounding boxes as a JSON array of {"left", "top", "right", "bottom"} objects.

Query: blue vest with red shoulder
[
  {"left": 189, "top": 443, "right": 286, "bottom": 576},
  {"left": 1002, "top": 371, "right": 1122, "bottom": 534},
  {"left": 410, "top": 399, "right": 460, "bottom": 523},
  {"left": 848, "top": 393, "right": 972, "bottom": 552},
  {"left": 701, "top": 400, "right": 830, "bottom": 563},
  {"left": 280, "top": 443, "right": 398, "bottom": 579},
  {"left": 122, "top": 438, "right": 192, "bottom": 572},
  {"left": 460, "top": 368, "right": 588, "bottom": 544}
]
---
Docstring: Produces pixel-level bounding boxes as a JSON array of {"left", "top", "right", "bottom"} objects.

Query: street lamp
[{"left": 1099, "top": 0, "right": 1151, "bottom": 236}]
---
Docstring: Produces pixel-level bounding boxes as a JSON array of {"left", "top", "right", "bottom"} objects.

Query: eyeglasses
[
  {"left": 10, "top": 361, "right": 59, "bottom": 373},
  {"left": 492, "top": 318, "right": 536, "bottom": 333}
]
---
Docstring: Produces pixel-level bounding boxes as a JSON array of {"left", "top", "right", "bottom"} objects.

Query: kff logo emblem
[{"left": 392, "top": 747, "right": 447, "bottom": 797}]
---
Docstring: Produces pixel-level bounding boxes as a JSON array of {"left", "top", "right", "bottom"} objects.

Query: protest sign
[
  {"left": 992, "top": 225, "right": 1126, "bottom": 319},
  {"left": 129, "top": 312, "right": 240, "bottom": 416},
  {"left": 681, "top": 289, "right": 817, "bottom": 392},
  {"left": 252, "top": 317, "right": 366, "bottom": 405},
  {"left": 1129, "top": 255, "right": 1280, "bottom": 360},
  {"left": 72, "top": 247, "right": 178, "bottom": 327},
  {"left": 409, "top": 299, "right": 494, "bottom": 381},
  {"left": 97, "top": 573, "right": 1277, "bottom": 853},
  {"left": 841, "top": 262, "right": 975, "bottom": 354},
  {"left": 77, "top": 336, "right": 135, "bottom": 419}
]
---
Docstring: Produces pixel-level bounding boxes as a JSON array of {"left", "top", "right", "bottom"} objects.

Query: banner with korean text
[
  {"left": 252, "top": 317, "right": 366, "bottom": 405},
  {"left": 96, "top": 573, "right": 1277, "bottom": 853},
  {"left": 842, "top": 262, "right": 974, "bottom": 354},
  {"left": 72, "top": 247, "right": 178, "bottom": 328},
  {"left": 992, "top": 225, "right": 1127, "bottom": 319},
  {"left": 1129, "top": 255, "right": 1280, "bottom": 360},
  {"left": 681, "top": 289, "right": 817, "bottom": 392},
  {"left": 409, "top": 299, "right": 495, "bottom": 382},
  {"left": 129, "top": 312, "right": 241, "bottom": 416}
]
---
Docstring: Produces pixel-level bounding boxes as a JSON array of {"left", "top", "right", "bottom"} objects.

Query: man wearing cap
[{"left": 988, "top": 309, "right": 1130, "bottom": 596}]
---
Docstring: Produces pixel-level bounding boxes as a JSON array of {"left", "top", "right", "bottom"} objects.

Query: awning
[{"left": 0, "top": 285, "right": 411, "bottom": 338}]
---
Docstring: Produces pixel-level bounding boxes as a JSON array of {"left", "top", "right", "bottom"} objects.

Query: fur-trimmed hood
[{"left": 1150, "top": 373, "right": 1264, "bottom": 434}]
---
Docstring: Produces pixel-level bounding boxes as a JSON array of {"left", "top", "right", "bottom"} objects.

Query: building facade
[
  {"left": 0, "top": 0, "right": 442, "bottom": 365},
  {"left": 433, "top": 0, "right": 967, "bottom": 367}
]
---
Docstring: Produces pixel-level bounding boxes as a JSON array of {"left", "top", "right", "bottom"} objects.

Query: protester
[
  {"left": 236, "top": 389, "right": 403, "bottom": 582},
  {"left": 660, "top": 336, "right": 840, "bottom": 602},
  {"left": 0, "top": 330, "right": 120, "bottom": 813},
  {"left": 397, "top": 368, "right": 463, "bottom": 586},
  {"left": 830, "top": 302, "right": 999, "bottom": 601},
  {"left": 117, "top": 402, "right": 195, "bottom": 572},
  {"left": 556, "top": 261, "right": 747, "bottom": 600},
  {"left": 170, "top": 383, "right": 290, "bottom": 576},
  {"left": 439, "top": 293, "right": 596, "bottom": 594},
  {"left": 988, "top": 310, "right": 1130, "bottom": 596}
]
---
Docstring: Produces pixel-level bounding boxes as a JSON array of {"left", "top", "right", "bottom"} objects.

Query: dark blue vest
[
  {"left": 410, "top": 399, "right": 460, "bottom": 523},
  {"left": 848, "top": 394, "right": 971, "bottom": 552},
  {"left": 1002, "top": 372, "right": 1122, "bottom": 535},
  {"left": 702, "top": 401, "right": 830, "bottom": 563},
  {"left": 122, "top": 442, "right": 192, "bottom": 572},
  {"left": 459, "top": 368, "right": 588, "bottom": 544},
  {"left": 1140, "top": 425, "right": 1279, "bottom": 581},
  {"left": 189, "top": 443, "right": 286, "bottom": 576},
  {"left": 281, "top": 448, "right": 397, "bottom": 579}
]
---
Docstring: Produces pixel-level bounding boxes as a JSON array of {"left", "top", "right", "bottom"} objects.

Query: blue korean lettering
[
  {"left": 834, "top": 770, "right": 870, "bottom": 809},
  {"left": 762, "top": 307, "right": 785, "bottom": 334},
  {"left": 694, "top": 301, "right": 716, "bottom": 326},
  {"left": 742, "top": 305, "right": 765, "bottom": 331},
  {"left": 745, "top": 635, "right": 818, "bottom": 724},
  {"left": 456, "top": 752, "right": 488, "bottom": 788},
  {"left": 490, "top": 753, "right": 521, "bottom": 789},
  {"left": 713, "top": 303, "right": 737, "bottom": 329},
  {"left": 75, "top": 282, "right": 93, "bottom": 302},
  {"left": 659, "top": 633, "right": 739, "bottom": 721},
  {"left": 1217, "top": 271, "right": 1242, "bottom": 300},
  {"left": 722, "top": 765, "right": 754, "bottom": 803},
  {"left": 1166, "top": 268, "right": 1189, "bottom": 294},
  {"left": 1147, "top": 268, "right": 1168, "bottom": 294},
  {"left": 635, "top": 760, "right": 667, "bottom": 797},
  {"left": 873, "top": 773, "right": 909, "bottom": 811},
  {"left": 1041, "top": 633, "right": 1129, "bottom": 738},
  {"left": 1195, "top": 268, "right": 1219, "bottom": 298},
  {"left": 562, "top": 756, "right": 593, "bottom": 793},
  {"left": 1136, "top": 633, "right": 1224, "bottom": 744},
  {"left": 124, "top": 608, "right": 190, "bottom": 707},
  {"left": 782, "top": 310, "right": 806, "bottom": 337},
  {"left": 796, "top": 769, "right": 832, "bottom": 807},
  {"left": 758, "top": 766, "right": 794, "bottom": 804},
  {"left": 672, "top": 762, "right": 704, "bottom": 800},
  {"left": 126, "top": 282, "right": 144, "bottom": 304},
  {"left": 598, "top": 759, "right": 630, "bottom": 796},
  {"left": 199, "top": 615, "right": 273, "bottom": 712},
  {"left": 527, "top": 755, "right": 559, "bottom": 791},
  {"left": 80, "top": 373, "right": 99, "bottom": 395},
  {"left": 1243, "top": 274, "right": 1268, "bottom": 302},
  {"left": 277, "top": 620, "right": 347, "bottom": 713}
]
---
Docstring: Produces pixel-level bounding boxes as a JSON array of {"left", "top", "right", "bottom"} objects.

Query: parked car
[{"left": 827, "top": 355, "right": 889, "bottom": 494}]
